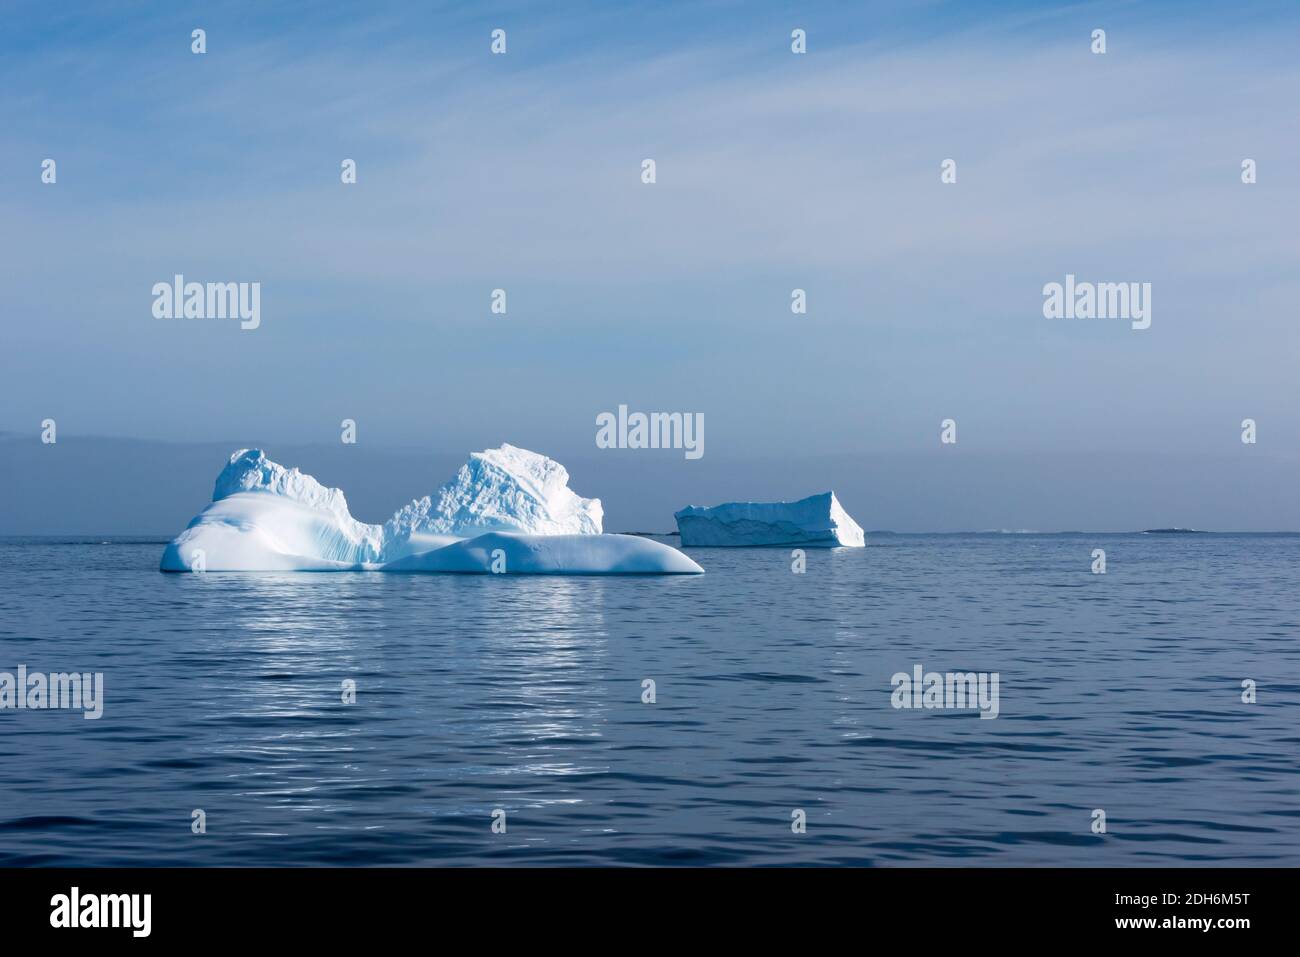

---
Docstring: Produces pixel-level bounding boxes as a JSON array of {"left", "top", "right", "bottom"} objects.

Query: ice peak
[
  {"left": 213, "top": 448, "right": 352, "bottom": 516},
  {"left": 386, "top": 444, "right": 602, "bottom": 541}
]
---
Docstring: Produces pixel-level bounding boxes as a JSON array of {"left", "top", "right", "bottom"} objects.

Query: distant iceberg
[
  {"left": 674, "top": 492, "right": 864, "bottom": 547},
  {"left": 161, "top": 445, "right": 701, "bottom": 574}
]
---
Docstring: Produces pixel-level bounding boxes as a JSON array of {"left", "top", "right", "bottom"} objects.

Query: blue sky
[{"left": 2, "top": 1, "right": 1299, "bottom": 531}]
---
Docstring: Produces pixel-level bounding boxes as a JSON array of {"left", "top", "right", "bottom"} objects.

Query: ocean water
[{"left": 0, "top": 533, "right": 1297, "bottom": 867}]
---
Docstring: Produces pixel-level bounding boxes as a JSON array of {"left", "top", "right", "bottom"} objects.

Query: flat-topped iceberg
[
  {"left": 161, "top": 445, "right": 701, "bottom": 574},
  {"left": 674, "top": 492, "right": 864, "bottom": 547}
]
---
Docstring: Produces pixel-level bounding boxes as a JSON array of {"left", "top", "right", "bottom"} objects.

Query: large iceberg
[
  {"left": 674, "top": 492, "right": 864, "bottom": 547},
  {"left": 161, "top": 445, "right": 701, "bottom": 574}
]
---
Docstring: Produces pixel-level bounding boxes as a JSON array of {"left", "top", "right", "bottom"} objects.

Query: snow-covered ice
[
  {"left": 674, "top": 492, "right": 865, "bottom": 547},
  {"left": 160, "top": 446, "right": 701, "bottom": 574},
  {"left": 161, "top": 450, "right": 385, "bottom": 570},
  {"left": 382, "top": 531, "right": 703, "bottom": 575}
]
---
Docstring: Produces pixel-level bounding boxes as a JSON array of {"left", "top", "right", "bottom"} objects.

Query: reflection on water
[
  {"left": 169, "top": 572, "right": 617, "bottom": 844},
  {"left": 1, "top": 535, "right": 1299, "bottom": 865}
]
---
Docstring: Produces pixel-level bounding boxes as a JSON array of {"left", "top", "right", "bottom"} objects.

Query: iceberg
[
  {"left": 161, "top": 445, "right": 701, "bottom": 574},
  {"left": 674, "top": 492, "right": 864, "bottom": 547}
]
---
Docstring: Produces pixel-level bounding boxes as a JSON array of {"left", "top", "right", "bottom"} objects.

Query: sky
[{"left": 2, "top": 0, "right": 1299, "bottom": 532}]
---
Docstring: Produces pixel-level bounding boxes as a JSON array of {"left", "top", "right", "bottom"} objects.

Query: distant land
[{"left": 4, "top": 433, "right": 1300, "bottom": 536}]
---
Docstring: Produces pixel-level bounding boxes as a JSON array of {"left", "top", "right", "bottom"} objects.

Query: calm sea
[{"left": 1, "top": 533, "right": 1297, "bottom": 866}]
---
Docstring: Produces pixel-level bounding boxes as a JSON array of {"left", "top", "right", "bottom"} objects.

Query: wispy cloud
[{"left": 2, "top": 1, "right": 1297, "bottom": 470}]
